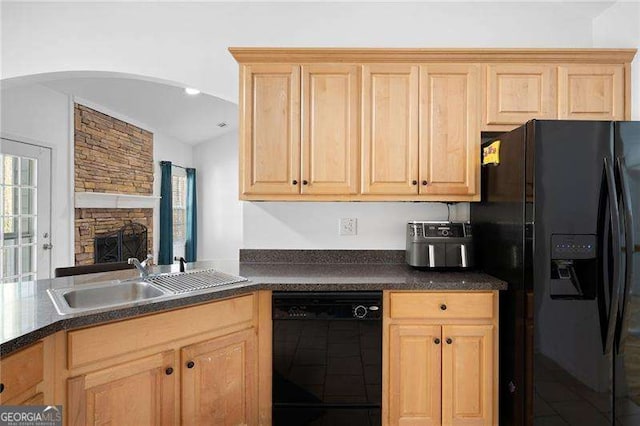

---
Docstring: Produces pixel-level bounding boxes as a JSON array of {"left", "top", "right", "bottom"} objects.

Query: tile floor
[{"left": 534, "top": 353, "right": 640, "bottom": 425}]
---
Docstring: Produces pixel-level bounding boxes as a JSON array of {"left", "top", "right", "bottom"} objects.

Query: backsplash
[{"left": 242, "top": 201, "right": 469, "bottom": 250}]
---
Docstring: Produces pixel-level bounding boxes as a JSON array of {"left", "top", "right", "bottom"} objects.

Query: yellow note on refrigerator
[{"left": 482, "top": 140, "right": 501, "bottom": 166}]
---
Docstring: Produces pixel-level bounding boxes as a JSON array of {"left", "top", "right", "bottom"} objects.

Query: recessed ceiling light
[
  {"left": 184, "top": 87, "right": 200, "bottom": 95},
  {"left": 217, "top": 122, "right": 227, "bottom": 128}
]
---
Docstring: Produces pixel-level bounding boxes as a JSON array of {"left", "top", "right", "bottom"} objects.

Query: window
[{"left": 172, "top": 168, "right": 187, "bottom": 258}]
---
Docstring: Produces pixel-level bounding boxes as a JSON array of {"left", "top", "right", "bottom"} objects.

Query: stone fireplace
[{"left": 74, "top": 104, "right": 155, "bottom": 266}]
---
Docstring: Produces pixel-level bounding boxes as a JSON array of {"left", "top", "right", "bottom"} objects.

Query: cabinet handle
[
  {"left": 412, "top": 180, "right": 418, "bottom": 186},
  {"left": 303, "top": 180, "right": 308, "bottom": 185},
  {"left": 434, "top": 338, "right": 440, "bottom": 345},
  {"left": 422, "top": 180, "right": 428, "bottom": 186},
  {"left": 292, "top": 180, "right": 298, "bottom": 185},
  {"left": 440, "top": 304, "right": 447, "bottom": 311},
  {"left": 165, "top": 367, "right": 174, "bottom": 375},
  {"left": 0, "top": 383, "right": 4, "bottom": 393},
  {"left": 446, "top": 338, "right": 453, "bottom": 345},
  {"left": 186, "top": 361, "right": 195, "bottom": 369}
]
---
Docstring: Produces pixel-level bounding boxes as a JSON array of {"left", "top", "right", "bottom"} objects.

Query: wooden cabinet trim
[{"left": 230, "top": 48, "right": 636, "bottom": 64}]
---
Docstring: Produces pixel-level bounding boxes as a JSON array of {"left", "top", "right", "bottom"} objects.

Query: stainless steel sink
[{"left": 48, "top": 280, "right": 171, "bottom": 315}]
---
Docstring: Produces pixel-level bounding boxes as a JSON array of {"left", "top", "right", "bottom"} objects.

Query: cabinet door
[
  {"left": 240, "top": 64, "right": 300, "bottom": 196},
  {"left": 558, "top": 64, "right": 625, "bottom": 120},
  {"left": 0, "top": 341, "right": 44, "bottom": 405},
  {"left": 388, "top": 324, "right": 442, "bottom": 426},
  {"left": 485, "top": 64, "right": 556, "bottom": 125},
  {"left": 420, "top": 64, "right": 480, "bottom": 196},
  {"left": 362, "top": 64, "right": 419, "bottom": 195},
  {"left": 67, "top": 351, "right": 176, "bottom": 426},
  {"left": 442, "top": 325, "right": 494, "bottom": 426},
  {"left": 181, "top": 328, "right": 258, "bottom": 426},
  {"left": 302, "top": 64, "right": 360, "bottom": 195}
]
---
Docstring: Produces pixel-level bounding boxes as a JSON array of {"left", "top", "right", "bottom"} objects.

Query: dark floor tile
[
  {"left": 536, "top": 381, "right": 582, "bottom": 402},
  {"left": 534, "top": 416, "right": 569, "bottom": 426},
  {"left": 289, "top": 365, "right": 327, "bottom": 385},
  {"left": 551, "top": 400, "right": 612, "bottom": 425},
  {"left": 327, "top": 356, "right": 363, "bottom": 375}
]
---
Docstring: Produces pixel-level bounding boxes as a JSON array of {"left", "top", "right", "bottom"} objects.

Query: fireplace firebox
[{"left": 94, "top": 222, "right": 148, "bottom": 264}]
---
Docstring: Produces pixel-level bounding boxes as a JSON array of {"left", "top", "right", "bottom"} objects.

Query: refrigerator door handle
[
  {"left": 615, "top": 156, "right": 635, "bottom": 353},
  {"left": 603, "top": 157, "right": 623, "bottom": 355}
]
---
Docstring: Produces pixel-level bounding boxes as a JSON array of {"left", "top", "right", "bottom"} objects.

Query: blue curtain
[
  {"left": 158, "top": 161, "right": 173, "bottom": 265},
  {"left": 185, "top": 168, "right": 198, "bottom": 262}
]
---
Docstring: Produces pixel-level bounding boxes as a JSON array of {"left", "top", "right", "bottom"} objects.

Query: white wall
[
  {"left": 593, "top": 1, "right": 640, "bottom": 119},
  {"left": 194, "top": 132, "right": 242, "bottom": 260},
  {"left": 0, "top": 84, "right": 195, "bottom": 269},
  {"left": 243, "top": 202, "right": 469, "bottom": 250},
  {"left": 0, "top": 83, "right": 73, "bottom": 275},
  {"left": 1, "top": 2, "right": 603, "bottom": 103}
]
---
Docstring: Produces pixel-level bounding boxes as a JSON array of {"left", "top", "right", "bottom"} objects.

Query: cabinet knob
[
  {"left": 412, "top": 180, "right": 418, "bottom": 186},
  {"left": 165, "top": 367, "right": 174, "bottom": 375},
  {"left": 303, "top": 180, "right": 308, "bottom": 185},
  {"left": 434, "top": 338, "right": 440, "bottom": 345},
  {"left": 292, "top": 180, "right": 298, "bottom": 185},
  {"left": 0, "top": 383, "right": 4, "bottom": 393},
  {"left": 186, "top": 361, "right": 195, "bottom": 369},
  {"left": 440, "top": 304, "right": 447, "bottom": 311},
  {"left": 422, "top": 180, "right": 428, "bottom": 186},
  {"left": 446, "top": 338, "right": 453, "bottom": 345}
]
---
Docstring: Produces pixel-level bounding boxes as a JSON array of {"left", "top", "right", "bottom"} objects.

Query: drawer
[
  {"left": 389, "top": 292, "right": 494, "bottom": 320},
  {"left": 0, "top": 341, "right": 44, "bottom": 403},
  {"left": 68, "top": 293, "right": 255, "bottom": 369}
]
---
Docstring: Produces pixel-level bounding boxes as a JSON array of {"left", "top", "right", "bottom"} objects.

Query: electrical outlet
[{"left": 339, "top": 218, "right": 357, "bottom": 236}]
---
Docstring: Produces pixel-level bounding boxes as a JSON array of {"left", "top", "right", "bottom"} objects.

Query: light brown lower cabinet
[
  {"left": 181, "top": 328, "right": 258, "bottom": 426},
  {"left": 384, "top": 291, "right": 498, "bottom": 426},
  {"left": 63, "top": 292, "right": 269, "bottom": 426}
]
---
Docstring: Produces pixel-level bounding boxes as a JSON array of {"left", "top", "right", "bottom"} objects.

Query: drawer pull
[
  {"left": 446, "top": 338, "right": 453, "bottom": 345},
  {"left": 440, "top": 304, "right": 447, "bottom": 311},
  {"left": 434, "top": 338, "right": 440, "bottom": 345},
  {"left": 165, "top": 367, "right": 174, "bottom": 375},
  {"left": 186, "top": 361, "right": 195, "bottom": 369},
  {"left": 0, "top": 383, "right": 4, "bottom": 393}
]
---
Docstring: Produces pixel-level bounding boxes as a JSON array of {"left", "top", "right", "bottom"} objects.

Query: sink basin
[{"left": 48, "top": 280, "right": 171, "bottom": 315}]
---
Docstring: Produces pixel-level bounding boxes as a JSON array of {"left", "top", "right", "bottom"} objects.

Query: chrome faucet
[{"left": 128, "top": 254, "right": 153, "bottom": 278}]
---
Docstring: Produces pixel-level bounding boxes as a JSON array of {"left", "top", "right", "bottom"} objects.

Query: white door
[{"left": 0, "top": 138, "right": 52, "bottom": 282}]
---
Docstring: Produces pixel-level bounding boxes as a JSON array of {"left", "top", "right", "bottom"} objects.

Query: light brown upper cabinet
[
  {"left": 420, "top": 64, "right": 480, "bottom": 197},
  {"left": 230, "top": 48, "right": 635, "bottom": 201},
  {"left": 484, "top": 64, "right": 557, "bottom": 130},
  {"left": 240, "top": 64, "right": 300, "bottom": 196},
  {"left": 302, "top": 64, "right": 360, "bottom": 195},
  {"left": 558, "top": 64, "right": 625, "bottom": 120},
  {"left": 362, "top": 64, "right": 419, "bottom": 195}
]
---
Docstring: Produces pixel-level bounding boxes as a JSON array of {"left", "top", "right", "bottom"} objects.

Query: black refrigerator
[{"left": 471, "top": 120, "right": 640, "bottom": 426}]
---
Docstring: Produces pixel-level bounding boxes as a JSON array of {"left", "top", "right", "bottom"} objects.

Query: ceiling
[{"left": 41, "top": 76, "right": 237, "bottom": 145}]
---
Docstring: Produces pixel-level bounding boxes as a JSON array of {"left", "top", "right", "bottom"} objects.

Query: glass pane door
[{"left": 0, "top": 139, "right": 51, "bottom": 282}]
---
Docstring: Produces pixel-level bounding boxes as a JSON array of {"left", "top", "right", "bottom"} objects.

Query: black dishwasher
[{"left": 272, "top": 291, "right": 382, "bottom": 426}]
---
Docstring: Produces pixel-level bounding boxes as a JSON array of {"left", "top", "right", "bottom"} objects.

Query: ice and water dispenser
[{"left": 549, "top": 234, "right": 598, "bottom": 299}]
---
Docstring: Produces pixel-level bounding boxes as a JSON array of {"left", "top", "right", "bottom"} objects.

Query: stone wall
[{"left": 74, "top": 104, "right": 154, "bottom": 265}]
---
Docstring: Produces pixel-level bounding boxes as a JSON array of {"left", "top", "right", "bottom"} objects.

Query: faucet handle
[{"left": 127, "top": 257, "right": 138, "bottom": 265}]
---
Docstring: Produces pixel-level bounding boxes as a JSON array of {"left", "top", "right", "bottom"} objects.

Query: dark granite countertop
[{"left": 0, "top": 251, "right": 506, "bottom": 356}]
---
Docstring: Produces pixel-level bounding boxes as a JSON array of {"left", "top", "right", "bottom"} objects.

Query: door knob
[{"left": 186, "top": 361, "right": 195, "bottom": 369}]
